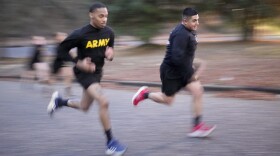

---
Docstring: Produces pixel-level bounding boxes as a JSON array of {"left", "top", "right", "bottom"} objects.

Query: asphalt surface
[{"left": 0, "top": 81, "right": 280, "bottom": 156}]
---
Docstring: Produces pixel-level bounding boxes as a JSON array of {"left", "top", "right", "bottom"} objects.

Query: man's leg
[
  {"left": 86, "top": 83, "right": 111, "bottom": 131},
  {"left": 47, "top": 83, "right": 127, "bottom": 155},
  {"left": 186, "top": 80, "right": 216, "bottom": 137},
  {"left": 185, "top": 81, "right": 203, "bottom": 119},
  {"left": 86, "top": 83, "right": 127, "bottom": 155},
  {"left": 132, "top": 86, "right": 175, "bottom": 106},
  {"left": 20, "top": 70, "right": 35, "bottom": 86},
  {"left": 47, "top": 89, "right": 93, "bottom": 115},
  {"left": 148, "top": 92, "right": 174, "bottom": 105},
  {"left": 67, "top": 89, "right": 94, "bottom": 111},
  {"left": 61, "top": 66, "right": 73, "bottom": 96}
]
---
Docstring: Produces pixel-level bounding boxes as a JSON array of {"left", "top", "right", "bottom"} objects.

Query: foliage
[
  {"left": 195, "top": 0, "right": 280, "bottom": 41},
  {"left": 0, "top": 0, "right": 279, "bottom": 42}
]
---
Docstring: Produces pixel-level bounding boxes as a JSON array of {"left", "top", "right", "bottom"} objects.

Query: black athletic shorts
[
  {"left": 160, "top": 63, "right": 193, "bottom": 96},
  {"left": 74, "top": 67, "right": 102, "bottom": 89}
]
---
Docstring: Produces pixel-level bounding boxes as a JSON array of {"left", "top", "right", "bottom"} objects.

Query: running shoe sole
[
  {"left": 105, "top": 147, "right": 127, "bottom": 156},
  {"left": 188, "top": 125, "right": 217, "bottom": 138}
]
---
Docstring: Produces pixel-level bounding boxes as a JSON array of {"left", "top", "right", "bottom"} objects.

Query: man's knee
[
  {"left": 187, "top": 81, "right": 204, "bottom": 97},
  {"left": 81, "top": 104, "right": 90, "bottom": 112},
  {"left": 164, "top": 95, "right": 174, "bottom": 105},
  {"left": 98, "top": 96, "right": 109, "bottom": 109},
  {"left": 193, "top": 85, "right": 204, "bottom": 98}
]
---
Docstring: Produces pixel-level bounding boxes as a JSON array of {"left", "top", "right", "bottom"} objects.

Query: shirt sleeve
[
  {"left": 108, "top": 31, "right": 115, "bottom": 48},
  {"left": 171, "top": 32, "right": 189, "bottom": 67},
  {"left": 57, "top": 30, "right": 80, "bottom": 61}
]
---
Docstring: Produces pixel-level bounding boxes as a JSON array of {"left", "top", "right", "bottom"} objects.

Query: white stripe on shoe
[
  {"left": 47, "top": 91, "right": 59, "bottom": 114},
  {"left": 188, "top": 125, "right": 217, "bottom": 137}
]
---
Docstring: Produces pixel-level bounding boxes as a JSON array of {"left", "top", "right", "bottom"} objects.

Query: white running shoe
[{"left": 47, "top": 91, "right": 59, "bottom": 116}]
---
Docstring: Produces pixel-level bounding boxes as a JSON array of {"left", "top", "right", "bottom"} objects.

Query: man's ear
[
  {"left": 182, "top": 18, "right": 187, "bottom": 26},
  {"left": 89, "top": 12, "right": 93, "bottom": 18}
]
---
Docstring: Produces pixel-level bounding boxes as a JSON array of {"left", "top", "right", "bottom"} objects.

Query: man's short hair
[
  {"left": 89, "top": 2, "right": 107, "bottom": 12},
  {"left": 182, "top": 8, "right": 198, "bottom": 17}
]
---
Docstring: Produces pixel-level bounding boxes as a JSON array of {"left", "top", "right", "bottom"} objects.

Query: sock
[
  {"left": 193, "top": 115, "right": 202, "bottom": 127},
  {"left": 105, "top": 129, "right": 113, "bottom": 144},
  {"left": 57, "top": 98, "right": 69, "bottom": 107},
  {"left": 143, "top": 92, "right": 149, "bottom": 99}
]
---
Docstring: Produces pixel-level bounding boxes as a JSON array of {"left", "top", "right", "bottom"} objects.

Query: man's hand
[
  {"left": 76, "top": 57, "right": 96, "bottom": 73},
  {"left": 105, "top": 46, "right": 114, "bottom": 61},
  {"left": 190, "top": 74, "right": 199, "bottom": 82},
  {"left": 193, "top": 58, "right": 206, "bottom": 78}
]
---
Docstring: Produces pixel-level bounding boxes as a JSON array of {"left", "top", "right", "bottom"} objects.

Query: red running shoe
[
  {"left": 132, "top": 86, "right": 149, "bottom": 106},
  {"left": 188, "top": 122, "right": 216, "bottom": 137}
]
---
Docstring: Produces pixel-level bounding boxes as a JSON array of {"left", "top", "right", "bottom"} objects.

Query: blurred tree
[
  {"left": 0, "top": 0, "right": 90, "bottom": 39},
  {"left": 108, "top": 0, "right": 164, "bottom": 42},
  {"left": 193, "top": 0, "right": 280, "bottom": 41},
  {"left": 108, "top": 0, "right": 194, "bottom": 42},
  {"left": 1, "top": 0, "right": 279, "bottom": 43}
]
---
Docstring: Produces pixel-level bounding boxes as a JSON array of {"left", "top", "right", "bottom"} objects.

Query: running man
[
  {"left": 47, "top": 2, "right": 127, "bottom": 155},
  {"left": 21, "top": 36, "right": 51, "bottom": 86},
  {"left": 132, "top": 8, "right": 216, "bottom": 137},
  {"left": 52, "top": 32, "right": 75, "bottom": 97}
]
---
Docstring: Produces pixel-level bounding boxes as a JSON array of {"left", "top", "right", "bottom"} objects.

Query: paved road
[{"left": 0, "top": 81, "right": 280, "bottom": 156}]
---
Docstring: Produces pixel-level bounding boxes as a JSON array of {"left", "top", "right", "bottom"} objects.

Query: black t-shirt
[
  {"left": 57, "top": 24, "right": 115, "bottom": 74},
  {"left": 162, "top": 24, "right": 197, "bottom": 78},
  {"left": 29, "top": 45, "right": 43, "bottom": 64}
]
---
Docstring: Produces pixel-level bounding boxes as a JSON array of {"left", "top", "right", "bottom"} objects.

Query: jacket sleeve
[{"left": 170, "top": 33, "right": 189, "bottom": 68}]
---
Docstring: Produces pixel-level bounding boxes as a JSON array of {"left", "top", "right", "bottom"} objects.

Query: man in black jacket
[{"left": 132, "top": 8, "right": 216, "bottom": 138}]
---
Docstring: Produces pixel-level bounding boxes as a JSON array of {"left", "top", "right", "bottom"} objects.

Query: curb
[
  {"left": 103, "top": 80, "right": 280, "bottom": 94},
  {"left": 1, "top": 76, "right": 280, "bottom": 94}
]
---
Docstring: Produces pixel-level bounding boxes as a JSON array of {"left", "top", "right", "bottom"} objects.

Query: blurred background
[
  {"left": 1, "top": 0, "right": 280, "bottom": 43},
  {"left": 0, "top": 0, "right": 280, "bottom": 95},
  {"left": 1, "top": 2, "right": 280, "bottom": 155}
]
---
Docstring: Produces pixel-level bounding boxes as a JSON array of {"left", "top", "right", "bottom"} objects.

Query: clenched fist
[{"left": 76, "top": 57, "right": 96, "bottom": 73}]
